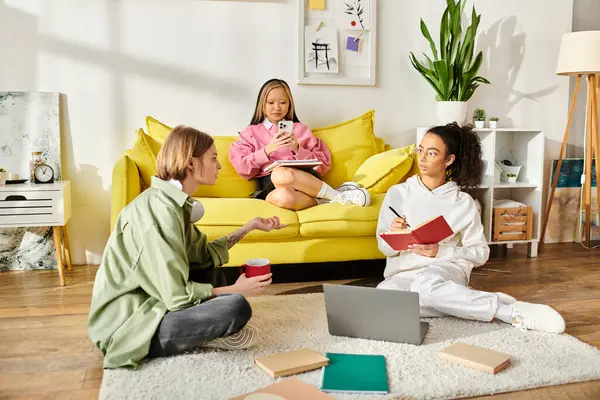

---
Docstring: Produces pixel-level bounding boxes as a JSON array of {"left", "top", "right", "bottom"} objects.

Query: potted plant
[
  {"left": 409, "top": 0, "right": 490, "bottom": 125},
  {"left": 0, "top": 168, "right": 6, "bottom": 185},
  {"left": 499, "top": 159, "right": 522, "bottom": 183},
  {"left": 488, "top": 117, "right": 499, "bottom": 128},
  {"left": 473, "top": 108, "right": 486, "bottom": 128}
]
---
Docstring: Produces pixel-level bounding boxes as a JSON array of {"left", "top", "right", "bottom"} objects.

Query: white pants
[{"left": 377, "top": 264, "right": 499, "bottom": 321}]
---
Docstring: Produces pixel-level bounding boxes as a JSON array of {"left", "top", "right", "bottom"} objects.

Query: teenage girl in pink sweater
[{"left": 229, "top": 79, "right": 369, "bottom": 211}]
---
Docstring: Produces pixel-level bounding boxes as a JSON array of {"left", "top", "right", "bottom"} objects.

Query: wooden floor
[{"left": 1, "top": 243, "right": 599, "bottom": 399}]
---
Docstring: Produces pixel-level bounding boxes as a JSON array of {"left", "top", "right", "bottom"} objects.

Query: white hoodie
[{"left": 377, "top": 175, "right": 490, "bottom": 279}]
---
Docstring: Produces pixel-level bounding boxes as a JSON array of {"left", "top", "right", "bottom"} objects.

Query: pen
[{"left": 389, "top": 206, "right": 410, "bottom": 228}]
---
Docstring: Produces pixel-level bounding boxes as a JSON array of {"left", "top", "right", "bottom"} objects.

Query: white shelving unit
[{"left": 417, "top": 127, "right": 544, "bottom": 257}]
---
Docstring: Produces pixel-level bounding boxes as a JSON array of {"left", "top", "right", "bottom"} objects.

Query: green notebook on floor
[{"left": 320, "top": 352, "right": 389, "bottom": 394}]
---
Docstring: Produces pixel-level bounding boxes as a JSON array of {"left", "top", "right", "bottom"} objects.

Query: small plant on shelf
[
  {"left": 0, "top": 168, "right": 5, "bottom": 185},
  {"left": 506, "top": 173, "right": 517, "bottom": 183},
  {"left": 488, "top": 116, "right": 499, "bottom": 129},
  {"left": 473, "top": 108, "right": 486, "bottom": 128}
]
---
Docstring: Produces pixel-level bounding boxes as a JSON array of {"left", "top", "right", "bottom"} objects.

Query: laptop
[{"left": 322, "top": 283, "right": 429, "bottom": 345}]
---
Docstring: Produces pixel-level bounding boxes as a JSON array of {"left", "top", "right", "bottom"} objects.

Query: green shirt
[{"left": 88, "top": 177, "right": 229, "bottom": 369}]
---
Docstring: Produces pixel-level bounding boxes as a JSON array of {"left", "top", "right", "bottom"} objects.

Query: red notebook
[{"left": 379, "top": 215, "right": 454, "bottom": 251}]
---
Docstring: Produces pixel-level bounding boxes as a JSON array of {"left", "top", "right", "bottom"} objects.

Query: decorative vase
[
  {"left": 488, "top": 121, "right": 498, "bottom": 129},
  {"left": 0, "top": 171, "right": 6, "bottom": 185},
  {"left": 499, "top": 161, "right": 522, "bottom": 183},
  {"left": 30, "top": 151, "right": 44, "bottom": 183},
  {"left": 474, "top": 120, "right": 485, "bottom": 129},
  {"left": 436, "top": 101, "right": 467, "bottom": 125}
]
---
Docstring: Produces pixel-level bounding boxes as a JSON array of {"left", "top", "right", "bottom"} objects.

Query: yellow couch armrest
[{"left": 110, "top": 154, "right": 142, "bottom": 231}]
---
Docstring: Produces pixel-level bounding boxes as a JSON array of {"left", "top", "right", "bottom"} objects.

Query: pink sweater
[{"left": 229, "top": 121, "right": 332, "bottom": 179}]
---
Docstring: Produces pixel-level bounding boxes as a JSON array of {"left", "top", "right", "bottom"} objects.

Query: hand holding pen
[{"left": 389, "top": 206, "right": 410, "bottom": 231}]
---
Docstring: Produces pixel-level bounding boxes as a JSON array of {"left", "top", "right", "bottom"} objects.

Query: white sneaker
[
  {"left": 202, "top": 323, "right": 258, "bottom": 350},
  {"left": 336, "top": 182, "right": 361, "bottom": 192},
  {"left": 495, "top": 292, "right": 517, "bottom": 305},
  {"left": 334, "top": 188, "right": 371, "bottom": 207},
  {"left": 511, "top": 301, "right": 565, "bottom": 333}
]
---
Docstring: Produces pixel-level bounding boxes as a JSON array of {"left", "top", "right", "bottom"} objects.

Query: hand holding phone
[
  {"left": 265, "top": 129, "right": 293, "bottom": 156},
  {"left": 278, "top": 120, "right": 293, "bottom": 135}
]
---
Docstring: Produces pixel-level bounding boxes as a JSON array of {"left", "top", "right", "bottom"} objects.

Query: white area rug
[{"left": 100, "top": 293, "right": 600, "bottom": 400}]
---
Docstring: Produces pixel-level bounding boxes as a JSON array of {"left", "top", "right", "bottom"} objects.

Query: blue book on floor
[{"left": 320, "top": 352, "right": 389, "bottom": 394}]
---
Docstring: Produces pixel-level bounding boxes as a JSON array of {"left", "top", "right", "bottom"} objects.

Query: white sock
[
  {"left": 317, "top": 182, "right": 340, "bottom": 200},
  {"left": 495, "top": 303, "right": 514, "bottom": 324}
]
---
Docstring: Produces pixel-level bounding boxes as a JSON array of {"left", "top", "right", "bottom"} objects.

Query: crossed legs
[
  {"left": 265, "top": 167, "right": 370, "bottom": 210},
  {"left": 266, "top": 167, "right": 323, "bottom": 211}
]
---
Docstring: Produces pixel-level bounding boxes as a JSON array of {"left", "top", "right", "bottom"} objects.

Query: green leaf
[
  {"left": 423, "top": 54, "right": 438, "bottom": 78},
  {"left": 410, "top": 53, "right": 446, "bottom": 100},
  {"left": 420, "top": 19, "right": 438, "bottom": 60},
  {"left": 473, "top": 76, "right": 491, "bottom": 84},
  {"left": 433, "top": 60, "right": 450, "bottom": 99},
  {"left": 440, "top": 8, "right": 449, "bottom": 60}
]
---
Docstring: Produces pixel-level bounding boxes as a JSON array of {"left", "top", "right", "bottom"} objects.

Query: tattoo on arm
[{"left": 224, "top": 226, "right": 251, "bottom": 249}]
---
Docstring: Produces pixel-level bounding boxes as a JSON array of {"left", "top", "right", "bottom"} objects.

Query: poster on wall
[
  {"left": 0, "top": 92, "right": 63, "bottom": 271},
  {"left": 305, "top": 26, "right": 339, "bottom": 73},
  {"left": 339, "top": 0, "right": 371, "bottom": 31},
  {"left": 544, "top": 158, "right": 599, "bottom": 244},
  {"left": 297, "top": 0, "right": 377, "bottom": 85}
]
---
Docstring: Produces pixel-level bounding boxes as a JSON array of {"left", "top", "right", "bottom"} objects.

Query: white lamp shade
[{"left": 556, "top": 31, "right": 600, "bottom": 76}]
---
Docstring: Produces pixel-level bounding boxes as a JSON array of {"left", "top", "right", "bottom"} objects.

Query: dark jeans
[{"left": 146, "top": 267, "right": 252, "bottom": 358}]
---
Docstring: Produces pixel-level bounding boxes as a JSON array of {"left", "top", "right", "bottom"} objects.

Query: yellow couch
[{"left": 110, "top": 111, "right": 419, "bottom": 267}]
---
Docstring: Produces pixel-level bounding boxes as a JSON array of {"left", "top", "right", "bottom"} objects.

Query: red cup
[{"left": 239, "top": 258, "right": 271, "bottom": 278}]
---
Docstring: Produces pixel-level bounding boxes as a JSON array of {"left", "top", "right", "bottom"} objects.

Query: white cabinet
[
  {"left": 0, "top": 181, "right": 72, "bottom": 285},
  {"left": 417, "top": 128, "right": 544, "bottom": 257}
]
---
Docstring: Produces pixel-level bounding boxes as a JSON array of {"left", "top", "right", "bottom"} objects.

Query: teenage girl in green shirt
[{"left": 88, "top": 126, "right": 285, "bottom": 369}]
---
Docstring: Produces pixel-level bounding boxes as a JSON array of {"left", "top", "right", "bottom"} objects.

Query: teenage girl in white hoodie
[{"left": 376, "top": 123, "right": 565, "bottom": 333}]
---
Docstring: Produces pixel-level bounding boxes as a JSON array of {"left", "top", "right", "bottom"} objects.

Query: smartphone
[{"left": 278, "top": 120, "right": 293, "bottom": 136}]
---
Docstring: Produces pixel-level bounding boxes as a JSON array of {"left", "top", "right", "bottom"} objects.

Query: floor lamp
[{"left": 541, "top": 31, "right": 600, "bottom": 247}]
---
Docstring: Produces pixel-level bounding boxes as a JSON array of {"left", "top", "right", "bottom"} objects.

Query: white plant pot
[
  {"left": 498, "top": 161, "right": 522, "bottom": 183},
  {"left": 488, "top": 121, "right": 498, "bottom": 129},
  {"left": 474, "top": 120, "right": 485, "bottom": 129},
  {"left": 436, "top": 101, "right": 467, "bottom": 125},
  {"left": 0, "top": 172, "right": 6, "bottom": 185}
]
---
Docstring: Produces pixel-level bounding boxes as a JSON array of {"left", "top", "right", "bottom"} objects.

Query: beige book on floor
[
  {"left": 438, "top": 342, "right": 511, "bottom": 374},
  {"left": 230, "top": 377, "right": 334, "bottom": 399},
  {"left": 254, "top": 348, "right": 329, "bottom": 378}
]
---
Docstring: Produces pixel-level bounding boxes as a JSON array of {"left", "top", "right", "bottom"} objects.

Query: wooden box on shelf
[{"left": 492, "top": 206, "right": 533, "bottom": 242}]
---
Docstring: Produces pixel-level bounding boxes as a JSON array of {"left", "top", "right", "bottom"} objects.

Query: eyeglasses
[{"left": 412, "top": 147, "right": 439, "bottom": 161}]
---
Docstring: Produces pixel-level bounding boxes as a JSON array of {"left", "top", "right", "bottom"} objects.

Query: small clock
[{"left": 34, "top": 163, "right": 55, "bottom": 184}]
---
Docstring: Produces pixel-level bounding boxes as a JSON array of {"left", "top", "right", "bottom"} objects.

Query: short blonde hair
[{"left": 156, "top": 125, "right": 214, "bottom": 181}]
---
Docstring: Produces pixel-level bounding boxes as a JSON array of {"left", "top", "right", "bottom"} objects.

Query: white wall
[{"left": 0, "top": 0, "right": 573, "bottom": 265}]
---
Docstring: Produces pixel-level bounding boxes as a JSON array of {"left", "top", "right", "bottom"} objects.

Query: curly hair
[{"left": 426, "top": 122, "right": 483, "bottom": 192}]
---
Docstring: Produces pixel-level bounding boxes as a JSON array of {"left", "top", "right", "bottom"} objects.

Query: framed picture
[{"left": 297, "top": 0, "right": 377, "bottom": 86}]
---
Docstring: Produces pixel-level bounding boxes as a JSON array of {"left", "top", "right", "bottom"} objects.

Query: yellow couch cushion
[
  {"left": 313, "top": 110, "right": 379, "bottom": 189},
  {"left": 126, "top": 128, "right": 161, "bottom": 188},
  {"left": 145, "top": 116, "right": 172, "bottom": 142},
  {"left": 145, "top": 116, "right": 258, "bottom": 198},
  {"left": 195, "top": 198, "right": 299, "bottom": 240},
  {"left": 352, "top": 144, "right": 417, "bottom": 194},
  {"left": 296, "top": 193, "right": 385, "bottom": 238}
]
